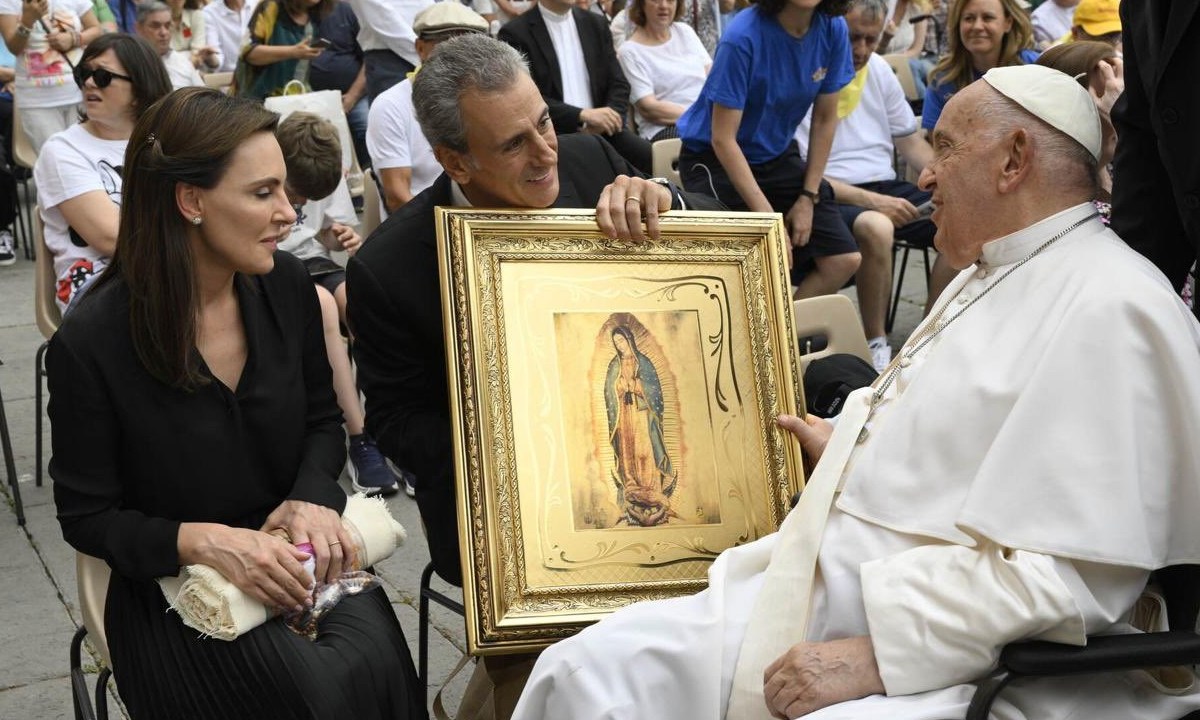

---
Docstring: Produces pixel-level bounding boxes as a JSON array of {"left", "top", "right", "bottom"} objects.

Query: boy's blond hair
[{"left": 276, "top": 112, "right": 343, "bottom": 201}]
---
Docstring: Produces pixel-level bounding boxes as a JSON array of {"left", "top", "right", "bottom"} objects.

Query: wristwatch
[{"left": 798, "top": 188, "right": 821, "bottom": 205}]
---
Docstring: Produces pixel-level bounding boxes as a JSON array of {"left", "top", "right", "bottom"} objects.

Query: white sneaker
[
  {"left": 869, "top": 339, "right": 892, "bottom": 373},
  {"left": 0, "top": 231, "right": 14, "bottom": 266}
]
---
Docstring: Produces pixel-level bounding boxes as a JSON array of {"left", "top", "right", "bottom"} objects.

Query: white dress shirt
[{"left": 538, "top": 3, "right": 593, "bottom": 111}]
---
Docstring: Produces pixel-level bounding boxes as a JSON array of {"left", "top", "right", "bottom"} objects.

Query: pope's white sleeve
[{"left": 860, "top": 540, "right": 1149, "bottom": 696}]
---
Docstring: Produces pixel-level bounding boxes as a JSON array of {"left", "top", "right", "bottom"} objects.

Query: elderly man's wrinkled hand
[
  {"left": 763, "top": 636, "right": 884, "bottom": 719},
  {"left": 596, "top": 175, "right": 673, "bottom": 242},
  {"left": 777, "top": 413, "right": 832, "bottom": 474}
]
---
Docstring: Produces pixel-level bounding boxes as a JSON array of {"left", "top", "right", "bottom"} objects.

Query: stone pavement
[{"left": 0, "top": 216, "right": 931, "bottom": 719}]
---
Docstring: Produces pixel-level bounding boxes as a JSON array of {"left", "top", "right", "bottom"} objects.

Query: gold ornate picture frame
[{"left": 437, "top": 209, "right": 806, "bottom": 655}]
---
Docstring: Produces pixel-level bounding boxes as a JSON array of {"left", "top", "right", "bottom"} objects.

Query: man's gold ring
[
  {"left": 625, "top": 195, "right": 642, "bottom": 205},
  {"left": 329, "top": 541, "right": 342, "bottom": 546}
]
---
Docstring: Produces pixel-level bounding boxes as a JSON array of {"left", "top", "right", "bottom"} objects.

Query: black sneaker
[
  {"left": 385, "top": 459, "right": 418, "bottom": 498},
  {"left": 0, "top": 231, "right": 14, "bottom": 267},
  {"left": 347, "top": 435, "right": 399, "bottom": 496}
]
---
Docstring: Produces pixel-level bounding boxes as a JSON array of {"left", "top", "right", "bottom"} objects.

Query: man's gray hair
[
  {"left": 136, "top": 0, "right": 170, "bottom": 23},
  {"left": 849, "top": 0, "right": 888, "bottom": 24},
  {"left": 413, "top": 34, "right": 530, "bottom": 154},
  {"left": 974, "top": 89, "right": 1100, "bottom": 198}
]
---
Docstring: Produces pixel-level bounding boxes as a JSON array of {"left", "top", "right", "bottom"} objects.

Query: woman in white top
[
  {"left": 617, "top": 0, "right": 710, "bottom": 142},
  {"left": 0, "top": 0, "right": 101, "bottom": 151},
  {"left": 165, "top": 0, "right": 210, "bottom": 68},
  {"left": 33, "top": 33, "right": 172, "bottom": 311}
]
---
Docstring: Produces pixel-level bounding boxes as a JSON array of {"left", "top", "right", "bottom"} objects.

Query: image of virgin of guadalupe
[{"left": 604, "top": 325, "right": 678, "bottom": 526}]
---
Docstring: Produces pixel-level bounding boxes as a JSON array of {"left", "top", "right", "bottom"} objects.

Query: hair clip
[{"left": 146, "top": 132, "right": 157, "bottom": 145}]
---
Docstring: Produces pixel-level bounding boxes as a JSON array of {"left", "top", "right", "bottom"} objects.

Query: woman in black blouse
[{"left": 47, "top": 87, "right": 426, "bottom": 719}]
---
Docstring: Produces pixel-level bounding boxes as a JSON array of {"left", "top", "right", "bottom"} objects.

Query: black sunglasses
[{"left": 73, "top": 65, "right": 134, "bottom": 89}]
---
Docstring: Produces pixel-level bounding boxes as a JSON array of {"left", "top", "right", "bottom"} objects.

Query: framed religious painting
[{"left": 437, "top": 208, "right": 806, "bottom": 655}]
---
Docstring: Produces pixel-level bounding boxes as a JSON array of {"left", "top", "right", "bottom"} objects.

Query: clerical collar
[
  {"left": 538, "top": 2, "right": 573, "bottom": 23},
  {"left": 977, "top": 202, "right": 1099, "bottom": 268},
  {"left": 450, "top": 181, "right": 473, "bottom": 207}
]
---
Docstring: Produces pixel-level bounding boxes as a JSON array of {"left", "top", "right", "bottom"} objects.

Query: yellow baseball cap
[{"left": 1073, "top": 0, "right": 1121, "bottom": 37}]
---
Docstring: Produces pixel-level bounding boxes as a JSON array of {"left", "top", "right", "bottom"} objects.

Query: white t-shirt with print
[
  {"left": 365, "top": 77, "right": 440, "bottom": 202},
  {"left": 33, "top": 123, "right": 125, "bottom": 310},
  {"left": 795, "top": 52, "right": 918, "bottom": 185},
  {"left": 618, "top": 23, "right": 710, "bottom": 140},
  {"left": 0, "top": 0, "right": 91, "bottom": 108},
  {"left": 278, "top": 175, "right": 357, "bottom": 262}
]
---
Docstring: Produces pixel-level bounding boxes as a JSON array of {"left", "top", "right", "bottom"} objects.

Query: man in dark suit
[
  {"left": 498, "top": 0, "right": 653, "bottom": 173},
  {"left": 1111, "top": 1, "right": 1200, "bottom": 319},
  {"left": 346, "top": 34, "right": 719, "bottom": 585}
]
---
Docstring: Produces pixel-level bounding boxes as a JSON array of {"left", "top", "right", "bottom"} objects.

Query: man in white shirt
[
  {"left": 513, "top": 63, "right": 1200, "bottom": 720},
  {"left": 498, "top": 0, "right": 652, "bottom": 173},
  {"left": 136, "top": 1, "right": 203, "bottom": 89},
  {"left": 367, "top": 2, "right": 489, "bottom": 213},
  {"left": 348, "top": 0, "right": 433, "bottom": 102},
  {"left": 1031, "top": 0, "right": 1079, "bottom": 48},
  {"left": 796, "top": 0, "right": 950, "bottom": 370},
  {"left": 202, "top": 0, "right": 256, "bottom": 73}
]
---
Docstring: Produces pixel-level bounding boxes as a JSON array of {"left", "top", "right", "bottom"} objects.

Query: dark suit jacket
[
  {"left": 346, "top": 134, "right": 722, "bottom": 584},
  {"left": 1110, "top": 2, "right": 1200, "bottom": 294},
  {"left": 498, "top": 6, "right": 631, "bottom": 135}
]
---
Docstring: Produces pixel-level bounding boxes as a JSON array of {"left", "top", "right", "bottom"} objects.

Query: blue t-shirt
[
  {"left": 677, "top": 6, "right": 854, "bottom": 165},
  {"left": 921, "top": 48, "right": 1040, "bottom": 130}
]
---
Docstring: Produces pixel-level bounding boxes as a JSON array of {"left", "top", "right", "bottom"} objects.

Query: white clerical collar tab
[{"left": 979, "top": 203, "right": 1099, "bottom": 267}]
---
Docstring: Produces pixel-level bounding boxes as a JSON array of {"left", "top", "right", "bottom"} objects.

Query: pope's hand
[
  {"left": 777, "top": 413, "right": 832, "bottom": 474},
  {"left": 763, "top": 636, "right": 884, "bottom": 719}
]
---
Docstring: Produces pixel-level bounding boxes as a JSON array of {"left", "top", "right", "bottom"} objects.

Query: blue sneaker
[{"left": 348, "top": 435, "right": 399, "bottom": 497}]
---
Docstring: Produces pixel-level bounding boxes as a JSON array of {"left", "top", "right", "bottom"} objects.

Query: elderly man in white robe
[{"left": 512, "top": 64, "right": 1200, "bottom": 720}]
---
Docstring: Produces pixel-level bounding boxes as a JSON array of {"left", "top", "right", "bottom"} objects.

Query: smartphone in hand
[{"left": 310, "top": 37, "right": 332, "bottom": 49}]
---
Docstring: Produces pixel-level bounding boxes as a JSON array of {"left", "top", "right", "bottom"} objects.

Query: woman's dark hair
[
  {"left": 754, "top": 0, "right": 852, "bottom": 18},
  {"left": 628, "top": 0, "right": 684, "bottom": 28},
  {"left": 612, "top": 326, "right": 640, "bottom": 355},
  {"left": 282, "top": 0, "right": 336, "bottom": 22},
  {"left": 77, "top": 33, "right": 173, "bottom": 123},
  {"left": 91, "top": 87, "right": 280, "bottom": 389},
  {"left": 1035, "top": 40, "right": 1118, "bottom": 87}
]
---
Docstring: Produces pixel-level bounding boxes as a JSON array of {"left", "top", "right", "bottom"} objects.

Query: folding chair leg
[
  {"left": 95, "top": 668, "right": 110, "bottom": 720},
  {"left": 35, "top": 340, "right": 48, "bottom": 487},
  {"left": 887, "top": 244, "right": 911, "bottom": 334},
  {"left": 418, "top": 562, "right": 434, "bottom": 709},
  {"left": 965, "top": 670, "right": 1014, "bottom": 720},
  {"left": 71, "top": 625, "right": 96, "bottom": 720},
  {"left": 0, "top": 372, "right": 23, "bottom": 526}
]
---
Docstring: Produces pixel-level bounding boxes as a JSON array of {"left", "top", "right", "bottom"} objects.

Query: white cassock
[{"left": 512, "top": 203, "right": 1200, "bottom": 720}]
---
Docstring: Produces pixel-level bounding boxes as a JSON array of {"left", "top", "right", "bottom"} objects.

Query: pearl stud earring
[{"left": 191, "top": 216, "right": 202, "bottom": 226}]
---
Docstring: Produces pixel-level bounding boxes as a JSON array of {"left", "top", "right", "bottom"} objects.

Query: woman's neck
[
  {"left": 289, "top": 8, "right": 310, "bottom": 24},
  {"left": 775, "top": 5, "right": 815, "bottom": 38},
  {"left": 971, "top": 48, "right": 1003, "bottom": 73},
  {"left": 83, "top": 117, "right": 134, "bottom": 142},
  {"left": 635, "top": 23, "right": 672, "bottom": 45}
]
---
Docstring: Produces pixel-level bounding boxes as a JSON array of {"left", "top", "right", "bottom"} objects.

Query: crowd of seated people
[{"left": 12, "top": 0, "right": 1200, "bottom": 716}]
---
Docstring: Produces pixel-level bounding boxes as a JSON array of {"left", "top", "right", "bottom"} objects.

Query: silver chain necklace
[{"left": 858, "top": 211, "right": 1100, "bottom": 443}]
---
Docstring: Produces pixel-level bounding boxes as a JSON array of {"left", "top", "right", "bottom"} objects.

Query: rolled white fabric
[{"left": 158, "top": 494, "right": 407, "bottom": 640}]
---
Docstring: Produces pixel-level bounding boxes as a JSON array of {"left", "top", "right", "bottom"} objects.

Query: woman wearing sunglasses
[{"left": 33, "top": 32, "right": 171, "bottom": 311}]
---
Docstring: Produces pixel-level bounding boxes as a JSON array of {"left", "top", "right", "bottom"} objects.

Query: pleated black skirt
[{"left": 105, "top": 573, "right": 427, "bottom": 720}]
